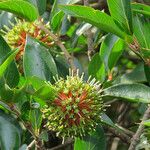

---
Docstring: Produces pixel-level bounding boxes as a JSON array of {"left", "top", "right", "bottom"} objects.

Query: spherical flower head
[
  {"left": 42, "top": 71, "right": 104, "bottom": 138},
  {"left": 3, "top": 19, "right": 54, "bottom": 60}
]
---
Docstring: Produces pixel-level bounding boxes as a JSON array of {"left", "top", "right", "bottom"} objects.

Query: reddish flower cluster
[
  {"left": 3, "top": 19, "right": 54, "bottom": 60},
  {"left": 42, "top": 73, "right": 104, "bottom": 138}
]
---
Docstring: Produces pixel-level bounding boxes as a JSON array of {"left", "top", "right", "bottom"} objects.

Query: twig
[
  {"left": 110, "top": 103, "right": 130, "bottom": 150},
  {"left": 128, "top": 106, "right": 150, "bottom": 150},
  {"left": 38, "top": 22, "right": 76, "bottom": 72},
  {"left": 83, "top": 0, "right": 94, "bottom": 61},
  {"left": 27, "top": 140, "right": 35, "bottom": 150}
]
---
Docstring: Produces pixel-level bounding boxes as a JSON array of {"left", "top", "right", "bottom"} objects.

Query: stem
[
  {"left": 83, "top": 0, "right": 94, "bottom": 61},
  {"left": 38, "top": 21, "right": 77, "bottom": 72},
  {"left": 128, "top": 106, "right": 150, "bottom": 150}
]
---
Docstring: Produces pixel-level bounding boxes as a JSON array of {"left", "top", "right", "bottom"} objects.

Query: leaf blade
[
  {"left": 60, "top": 5, "right": 126, "bottom": 39},
  {"left": 0, "top": 0, "right": 38, "bottom": 21},
  {"left": 103, "top": 83, "right": 150, "bottom": 103}
]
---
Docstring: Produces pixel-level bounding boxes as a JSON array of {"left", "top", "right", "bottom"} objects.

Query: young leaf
[
  {"left": 107, "top": 0, "right": 133, "bottom": 34},
  {"left": 23, "top": 36, "right": 58, "bottom": 82},
  {"left": 103, "top": 83, "right": 150, "bottom": 103},
  {"left": 0, "top": 0, "right": 38, "bottom": 21},
  {"left": 132, "top": 3, "right": 150, "bottom": 17},
  {"left": 60, "top": 5, "right": 127, "bottom": 39}
]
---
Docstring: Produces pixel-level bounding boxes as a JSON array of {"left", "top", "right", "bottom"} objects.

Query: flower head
[
  {"left": 42, "top": 71, "right": 104, "bottom": 138},
  {"left": 3, "top": 19, "right": 54, "bottom": 60}
]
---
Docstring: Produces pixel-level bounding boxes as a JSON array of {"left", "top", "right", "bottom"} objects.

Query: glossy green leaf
[
  {"left": 107, "top": 0, "right": 133, "bottom": 34},
  {"left": 103, "top": 83, "right": 150, "bottom": 103},
  {"left": 23, "top": 36, "right": 58, "bottom": 82},
  {"left": 88, "top": 53, "right": 106, "bottom": 82},
  {"left": 100, "top": 34, "right": 125, "bottom": 71},
  {"left": 0, "top": 111, "right": 21, "bottom": 150},
  {"left": 0, "top": 35, "right": 19, "bottom": 88},
  {"left": 60, "top": 5, "right": 126, "bottom": 39},
  {"left": 0, "top": 49, "right": 19, "bottom": 79},
  {"left": 0, "top": 0, "right": 38, "bottom": 21},
  {"left": 74, "top": 127, "right": 106, "bottom": 150},
  {"left": 132, "top": 3, "right": 150, "bottom": 17}
]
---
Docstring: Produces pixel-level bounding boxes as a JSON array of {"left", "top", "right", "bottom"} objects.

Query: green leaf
[
  {"left": 0, "top": 12, "right": 15, "bottom": 30},
  {"left": 50, "top": 0, "right": 79, "bottom": 31},
  {"left": 144, "top": 64, "right": 150, "bottom": 84},
  {"left": 100, "top": 34, "right": 125, "bottom": 71},
  {"left": 103, "top": 83, "right": 150, "bottom": 103},
  {"left": 33, "top": 84, "right": 56, "bottom": 101},
  {"left": 143, "top": 119, "right": 150, "bottom": 127},
  {"left": 0, "top": 111, "right": 21, "bottom": 150},
  {"left": 54, "top": 55, "right": 69, "bottom": 78},
  {"left": 60, "top": 5, "right": 127, "bottom": 39},
  {"left": 29, "top": 109, "right": 42, "bottom": 136},
  {"left": 88, "top": 53, "right": 106, "bottom": 82},
  {"left": 26, "top": 76, "right": 47, "bottom": 91},
  {"left": 113, "top": 63, "right": 147, "bottom": 84},
  {"left": 0, "top": 35, "right": 19, "bottom": 88},
  {"left": 0, "top": 84, "right": 14, "bottom": 102},
  {"left": 26, "top": 0, "right": 46, "bottom": 15},
  {"left": 0, "top": 49, "right": 19, "bottom": 79},
  {"left": 107, "top": 0, "right": 133, "bottom": 34},
  {"left": 101, "top": 113, "right": 115, "bottom": 127},
  {"left": 133, "top": 15, "right": 150, "bottom": 53},
  {"left": 23, "top": 36, "right": 58, "bottom": 82},
  {"left": 0, "top": 0, "right": 38, "bottom": 21},
  {"left": 74, "top": 127, "right": 106, "bottom": 150},
  {"left": 132, "top": 3, "right": 150, "bottom": 17}
]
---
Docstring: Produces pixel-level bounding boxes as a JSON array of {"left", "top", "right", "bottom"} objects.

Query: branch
[
  {"left": 107, "top": 127, "right": 131, "bottom": 144},
  {"left": 38, "top": 22, "right": 77, "bottom": 72},
  {"left": 48, "top": 139, "right": 74, "bottom": 150},
  {"left": 128, "top": 106, "right": 150, "bottom": 150}
]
